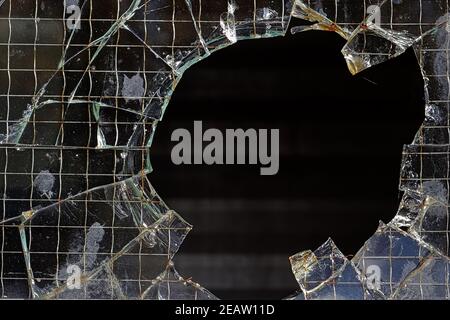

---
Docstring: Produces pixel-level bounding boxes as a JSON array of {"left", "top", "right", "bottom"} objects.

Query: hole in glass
[{"left": 151, "top": 31, "right": 424, "bottom": 299}]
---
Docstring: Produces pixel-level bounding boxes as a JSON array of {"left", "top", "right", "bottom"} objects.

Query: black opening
[{"left": 150, "top": 30, "right": 424, "bottom": 299}]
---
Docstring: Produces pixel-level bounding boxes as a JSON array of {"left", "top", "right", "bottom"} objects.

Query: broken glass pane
[{"left": 1, "top": 0, "right": 450, "bottom": 300}]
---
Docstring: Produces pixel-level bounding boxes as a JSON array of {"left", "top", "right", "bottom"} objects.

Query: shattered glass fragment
[
  {"left": 289, "top": 239, "right": 371, "bottom": 300},
  {"left": 141, "top": 262, "right": 217, "bottom": 300}
]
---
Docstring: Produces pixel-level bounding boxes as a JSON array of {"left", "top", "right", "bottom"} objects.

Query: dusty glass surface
[{"left": 0, "top": 0, "right": 449, "bottom": 300}]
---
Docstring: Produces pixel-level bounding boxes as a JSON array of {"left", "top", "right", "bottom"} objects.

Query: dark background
[{"left": 150, "top": 26, "right": 425, "bottom": 299}]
